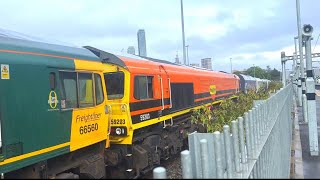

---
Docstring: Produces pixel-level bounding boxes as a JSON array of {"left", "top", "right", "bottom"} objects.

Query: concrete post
[
  {"left": 181, "top": 150, "right": 193, "bottom": 178},
  {"left": 214, "top": 131, "right": 223, "bottom": 178},
  {"left": 238, "top": 117, "right": 246, "bottom": 163},
  {"left": 294, "top": 38, "right": 302, "bottom": 106},
  {"left": 200, "top": 139, "right": 210, "bottom": 178},
  {"left": 223, "top": 125, "right": 233, "bottom": 178},
  {"left": 231, "top": 120, "right": 240, "bottom": 172},
  {"left": 303, "top": 94, "right": 308, "bottom": 123},
  {"left": 303, "top": 27, "right": 319, "bottom": 155},
  {"left": 244, "top": 112, "right": 252, "bottom": 159},
  {"left": 153, "top": 167, "right": 167, "bottom": 179},
  {"left": 281, "top": 52, "right": 286, "bottom": 86}
]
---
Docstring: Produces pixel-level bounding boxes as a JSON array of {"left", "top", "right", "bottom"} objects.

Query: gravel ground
[
  {"left": 140, "top": 155, "right": 183, "bottom": 179},
  {"left": 163, "top": 156, "right": 182, "bottom": 179}
]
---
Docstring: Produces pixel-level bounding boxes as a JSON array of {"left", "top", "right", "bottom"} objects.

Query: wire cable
[{"left": 313, "top": 33, "right": 320, "bottom": 52}]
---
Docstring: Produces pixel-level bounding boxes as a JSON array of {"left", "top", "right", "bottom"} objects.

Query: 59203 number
[{"left": 80, "top": 123, "right": 98, "bottom": 135}]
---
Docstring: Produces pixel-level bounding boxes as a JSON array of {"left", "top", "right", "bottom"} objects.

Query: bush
[
  {"left": 191, "top": 82, "right": 282, "bottom": 133},
  {"left": 267, "top": 81, "right": 283, "bottom": 93}
]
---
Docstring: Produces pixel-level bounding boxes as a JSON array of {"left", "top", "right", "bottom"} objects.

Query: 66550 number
[{"left": 80, "top": 123, "right": 98, "bottom": 135}]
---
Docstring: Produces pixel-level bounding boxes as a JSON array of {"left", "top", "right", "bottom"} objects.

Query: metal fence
[{"left": 153, "top": 84, "right": 294, "bottom": 179}]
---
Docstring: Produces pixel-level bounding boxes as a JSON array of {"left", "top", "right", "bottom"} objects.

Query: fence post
[
  {"left": 153, "top": 167, "right": 167, "bottom": 179},
  {"left": 238, "top": 117, "right": 246, "bottom": 163},
  {"left": 253, "top": 106, "right": 259, "bottom": 147},
  {"left": 200, "top": 139, "right": 210, "bottom": 178},
  {"left": 181, "top": 150, "right": 193, "bottom": 179},
  {"left": 263, "top": 103, "right": 266, "bottom": 134},
  {"left": 256, "top": 105, "right": 261, "bottom": 144},
  {"left": 249, "top": 109, "right": 256, "bottom": 156},
  {"left": 224, "top": 125, "right": 233, "bottom": 178},
  {"left": 254, "top": 106, "right": 259, "bottom": 146},
  {"left": 214, "top": 131, "right": 224, "bottom": 178},
  {"left": 231, "top": 120, "right": 240, "bottom": 172},
  {"left": 244, "top": 112, "right": 252, "bottom": 159},
  {"left": 258, "top": 104, "right": 262, "bottom": 138},
  {"left": 221, "top": 132, "right": 226, "bottom": 171}
]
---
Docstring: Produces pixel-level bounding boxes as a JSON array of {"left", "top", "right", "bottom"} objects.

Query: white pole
[
  {"left": 304, "top": 30, "right": 319, "bottom": 156},
  {"left": 180, "top": 0, "right": 186, "bottom": 65},
  {"left": 296, "top": 0, "right": 307, "bottom": 120},
  {"left": 295, "top": 37, "right": 303, "bottom": 106}
]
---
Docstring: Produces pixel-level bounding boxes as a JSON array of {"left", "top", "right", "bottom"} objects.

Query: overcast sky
[{"left": 1, "top": 0, "right": 319, "bottom": 72}]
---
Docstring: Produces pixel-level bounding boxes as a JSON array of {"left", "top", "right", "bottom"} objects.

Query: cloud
[{"left": 0, "top": 0, "right": 319, "bottom": 73}]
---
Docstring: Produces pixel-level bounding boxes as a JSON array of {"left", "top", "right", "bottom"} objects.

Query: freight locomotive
[
  {"left": 85, "top": 47, "right": 241, "bottom": 178},
  {"left": 0, "top": 36, "right": 112, "bottom": 178},
  {"left": 0, "top": 33, "right": 270, "bottom": 178},
  {"left": 97, "top": 49, "right": 270, "bottom": 178}
]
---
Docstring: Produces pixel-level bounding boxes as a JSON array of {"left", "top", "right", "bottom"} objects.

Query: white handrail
[
  {"left": 168, "top": 78, "right": 172, "bottom": 108},
  {"left": 160, "top": 77, "right": 164, "bottom": 110}
]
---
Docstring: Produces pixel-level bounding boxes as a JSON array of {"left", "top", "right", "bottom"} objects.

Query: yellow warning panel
[
  {"left": 1, "top": 64, "right": 9, "bottom": 79},
  {"left": 210, "top": 85, "right": 216, "bottom": 95}
]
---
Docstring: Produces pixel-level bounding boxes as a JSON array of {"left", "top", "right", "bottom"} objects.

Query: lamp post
[
  {"left": 296, "top": 0, "right": 308, "bottom": 123},
  {"left": 186, "top": 45, "right": 189, "bottom": 65},
  {"left": 295, "top": 36, "right": 303, "bottom": 106},
  {"left": 230, "top": 58, "right": 233, "bottom": 73},
  {"left": 180, "top": 0, "right": 186, "bottom": 65}
]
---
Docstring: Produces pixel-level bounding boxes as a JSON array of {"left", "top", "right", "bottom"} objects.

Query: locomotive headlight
[
  {"left": 116, "top": 128, "right": 122, "bottom": 135},
  {"left": 111, "top": 127, "right": 127, "bottom": 136}
]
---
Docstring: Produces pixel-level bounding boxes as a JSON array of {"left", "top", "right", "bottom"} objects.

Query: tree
[
  {"left": 233, "top": 70, "right": 243, "bottom": 76},
  {"left": 246, "top": 66, "right": 267, "bottom": 79},
  {"left": 233, "top": 66, "right": 281, "bottom": 81},
  {"left": 265, "top": 66, "right": 272, "bottom": 80},
  {"left": 269, "top": 68, "right": 281, "bottom": 81}
]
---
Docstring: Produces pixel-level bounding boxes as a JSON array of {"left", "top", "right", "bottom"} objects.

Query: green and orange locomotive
[{"left": 0, "top": 34, "right": 242, "bottom": 178}]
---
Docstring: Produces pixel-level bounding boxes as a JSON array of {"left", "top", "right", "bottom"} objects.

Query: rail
[{"left": 153, "top": 84, "right": 294, "bottom": 178}]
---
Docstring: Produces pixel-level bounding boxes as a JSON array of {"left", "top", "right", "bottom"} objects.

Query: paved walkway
[{"left": 293, "top": 95, "right": 320, "bottom": 179}]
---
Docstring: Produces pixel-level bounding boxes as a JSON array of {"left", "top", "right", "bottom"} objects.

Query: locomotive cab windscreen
[
  {"left": 105, "top": 72, "right": 124, "bottom": 100},
  {"left": 104, "top": 69, "right": 130, "bottom": 139}
]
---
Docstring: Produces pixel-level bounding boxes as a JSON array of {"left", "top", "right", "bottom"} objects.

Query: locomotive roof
[
  {"left": 0, "top": 35, "right": 100, "bottom": 61},
  {"left": 83, "top": 46, "right": 235, "bottom": 76},
  {"left": 239, "top": 74, "right": 256, "bottom": 81},
  {"left": 0, "top": 33, "right": 240, "bottom": 79},
  {"left": 238, "top": 74, "right": 270, "bottom": 82}
]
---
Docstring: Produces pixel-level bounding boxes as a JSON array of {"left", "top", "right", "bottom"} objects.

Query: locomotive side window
[
  {"left": 105, "top": 72, "right": 124, "bottom": 100},
  {"left": 94, "top": 74, "right": 104, "bottom": 105},
  {"left": 134, "top": 76, "right": 153, "bottom": 100},
  {"left": 60, "top": 72, "right": 103, "bottom": 109},
  {"left": 60, "top": 72, "right": 78, "bottom": 108},
  {"left": 78, "top": 73, "right": 94, "bottom": 108}
]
